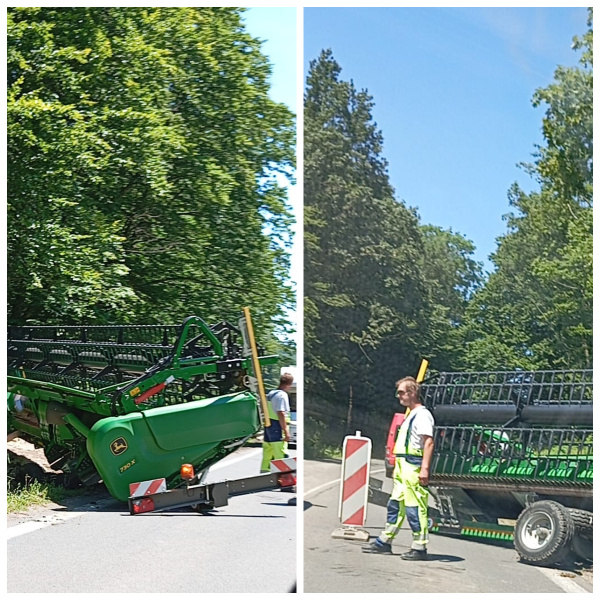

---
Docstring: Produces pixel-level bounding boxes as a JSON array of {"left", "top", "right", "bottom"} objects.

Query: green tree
[
  {"left": 418, "top": 226, "right": 483, "bottom": 371},
  {"left": 305, "top": 51, "right": 424, "bottom": 417},
  {"left": 461, "top": 10, "right": 593, "bottom": 370},
  {"left": 8, "top": 7, "right": 295, "bottom": 345},
  {"left": 304, "top": 51, "right": 482, "bottom": 448}
]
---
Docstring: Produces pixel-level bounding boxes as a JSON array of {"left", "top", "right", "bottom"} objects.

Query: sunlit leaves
[{"left": 8, "top": 7, "right": 295, "bottom": 343}]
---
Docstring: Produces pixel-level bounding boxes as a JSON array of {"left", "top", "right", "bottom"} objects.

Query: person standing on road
[
  {"left": 363, "top": 376, "right": 435, "bottom": 560},
  {"left": 260, "top": 372, "right": 293, "bottom": 472}
]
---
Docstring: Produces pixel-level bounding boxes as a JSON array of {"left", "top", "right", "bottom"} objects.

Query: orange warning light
[{"left": 181, "top": 463, "right": 195, "bottom": 480}]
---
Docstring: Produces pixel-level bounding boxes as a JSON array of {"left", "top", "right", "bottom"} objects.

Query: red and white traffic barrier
[
  {"left": 129, "top": 478, "right": 167, "bottom": 498},
  {"left": 337, "top": 431, "right": 371, "bottom": 531},
  {"left": 270, "top": 457, "right": 297, "bottom": 473}
]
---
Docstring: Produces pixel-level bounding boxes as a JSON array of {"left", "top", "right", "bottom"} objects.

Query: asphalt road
[
  {"left": 304, "top": 458, "right": 592, "bottom": 594},
  {"left": 7, "top": 446, "right": 296, "bottom": 593}
]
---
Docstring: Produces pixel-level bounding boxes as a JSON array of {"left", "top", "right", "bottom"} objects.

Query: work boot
[
  {"left": 400, "top": 548, "right": 428, "bottom": 561},
  {"left": 362, "top": 539, "right": 393, "bottom": 554}
]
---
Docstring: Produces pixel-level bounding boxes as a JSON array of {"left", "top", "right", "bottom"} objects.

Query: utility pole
[{"left": 347, "top": 385, "right": 353, "bottom": 431}]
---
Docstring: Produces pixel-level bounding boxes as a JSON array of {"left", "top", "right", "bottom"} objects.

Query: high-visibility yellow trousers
[
  {"left": 378, "top": 459, "right": 430, "bottom": 551},
  {"left": 261, "top": 440, "right": 286, "bottom": 472}
]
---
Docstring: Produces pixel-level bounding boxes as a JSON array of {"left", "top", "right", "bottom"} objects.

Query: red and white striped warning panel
[
  {"left": 270, "top": 457, "right": 297, "bottom": 473},
  {"left": 129, "top": 478, "right": 167, "bottom": 498},
  {"left": 338, "top": 433, "right": 372, "bottom": 527}
]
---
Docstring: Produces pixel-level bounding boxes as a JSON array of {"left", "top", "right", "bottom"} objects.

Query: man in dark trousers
[{"left": 260, "top": 372, "right": 293, "bottom": 472}]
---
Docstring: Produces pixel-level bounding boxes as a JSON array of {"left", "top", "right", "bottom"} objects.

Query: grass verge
[{"left": 7, "top": 478, "right": 86, "bottom": 514}]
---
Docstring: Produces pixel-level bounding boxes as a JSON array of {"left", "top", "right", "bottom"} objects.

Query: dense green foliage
[
  {"left": 8, "top": 7, "right": 295, "bottom": 346},
  {"left": 305, "top": 11, "right": 592, "bottom": 452}
]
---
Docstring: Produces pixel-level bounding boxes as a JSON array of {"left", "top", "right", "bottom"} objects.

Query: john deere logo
[{"left": 110, "top": 437, "right": 128, "bottom": 456}]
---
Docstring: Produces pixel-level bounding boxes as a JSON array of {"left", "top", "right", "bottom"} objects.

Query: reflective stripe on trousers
[{"left": 378, "top": 458, "right": 429, "bottom": 550}]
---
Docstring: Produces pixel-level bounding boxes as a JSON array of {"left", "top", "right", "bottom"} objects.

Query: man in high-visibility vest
[
  {"left": 363, "top": 376, "right": 435, "bottom": 560},
  {"left": 260, "top": 372, "right": 293, "bottom": 472}
]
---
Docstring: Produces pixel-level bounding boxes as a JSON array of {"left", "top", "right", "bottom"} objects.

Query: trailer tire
[
  {"left": 514, "top": 500, "right": 574, "bottom": 566},
  {"left": 567, "top": 509, "right": 593, "bottom": 539},
  {"left": 571, "top": 535, "right": 593, "bottom": 563}
]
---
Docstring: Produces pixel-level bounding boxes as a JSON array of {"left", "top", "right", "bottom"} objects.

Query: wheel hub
[{"left": 522, "top": 512, "right": 553, "bottom": 550}]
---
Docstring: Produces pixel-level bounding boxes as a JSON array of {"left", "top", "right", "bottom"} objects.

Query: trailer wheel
[
  {"left": 571, "top": 535, "right": 593, "bottom": 563},
  {"left": 514, "top": 500, "right": 574, "bottom": 566},
  {"left": 567, "top": 508, "right": 593, "bottom": 539}
]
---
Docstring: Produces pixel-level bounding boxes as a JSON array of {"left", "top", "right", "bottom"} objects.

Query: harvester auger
[
  {"left": 7, "top": 313, "right": 280, "bottom": 503},
  {"left": 422, "top": 369, "right": 593, "bottom": 566}
]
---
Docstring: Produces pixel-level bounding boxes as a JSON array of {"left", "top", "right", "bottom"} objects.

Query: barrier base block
[{"left": 331, "top": 526, "right": 370, "bottom": 542}]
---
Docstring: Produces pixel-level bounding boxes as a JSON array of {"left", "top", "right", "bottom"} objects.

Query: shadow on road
[
  {"left": 424, "top": 553, "right": 465, "bottom": 563},
  {"left": 536, "top": 556, "right": 593, "bottom": 576},
  {"left": 132, "top": 511, "right": 287, "bottom": 519},
  {"left": 48, "top": 492, "right": 123, "bottom": 514}
]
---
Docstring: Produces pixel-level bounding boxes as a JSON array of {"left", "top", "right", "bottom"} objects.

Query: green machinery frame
[
  {"left": 7, "top": 314, "right": 277, "bottom": 501},
  {"left": 420, "top": 369, "right": 593, "bottom": 541}
]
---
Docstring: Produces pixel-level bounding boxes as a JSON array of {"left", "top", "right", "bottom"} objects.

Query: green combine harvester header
[
  {"left": 7, "top": 312, "right": 281, "bottom": 504},
  {"left": 421, "top": 369, "right": 593, "bottom": 566}
]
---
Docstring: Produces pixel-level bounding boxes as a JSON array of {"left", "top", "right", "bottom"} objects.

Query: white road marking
[
  {"left": 7, "top": 512, "right": 83, "bottom": 540},
  {"left": 536, "top": 567, "right": 590, "bottom": 594},
  {"left": 305, "top": 478, "right": 340, "bottom": 498},
  {"left": 8, "top": 496, "right": 117, "bottom": 540},
  {"left": 306, "top": 465, "right": 591, "bottom": 593}
]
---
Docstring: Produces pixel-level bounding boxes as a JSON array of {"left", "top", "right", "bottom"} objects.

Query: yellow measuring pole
[
  {"left": 242, "top": 306, "right": 270, "bottom": 428},
  {"left": 416, "top": 358, "right": 429, "bottom": 383},
  {"left": 404, "top": 359, "right": 429, "bottom": 419}
]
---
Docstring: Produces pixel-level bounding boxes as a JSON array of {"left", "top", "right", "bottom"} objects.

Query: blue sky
[
  {"left": 304, "top": 7, "right": 588, "bottom": 274},
  {"left": 243, "top": 7, "right": 297, "bottom": 113}
]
